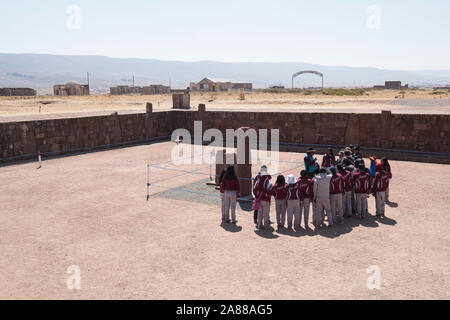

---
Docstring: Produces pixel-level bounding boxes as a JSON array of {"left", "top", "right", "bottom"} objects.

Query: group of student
[{"left": 219, "top": 145, "right": 392, "bottom": 230}]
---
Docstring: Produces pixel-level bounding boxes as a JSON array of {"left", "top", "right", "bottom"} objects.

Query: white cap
[{"left": 287, "top": 174, "right": 296, "bottom": 185}]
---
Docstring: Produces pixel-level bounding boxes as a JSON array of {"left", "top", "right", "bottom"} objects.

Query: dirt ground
[
  {"left": 0, "top": 141, "right": 449, "bottom": 300},
  {"left": 0, "top": 90, "right": 449, "bottom": 122}
]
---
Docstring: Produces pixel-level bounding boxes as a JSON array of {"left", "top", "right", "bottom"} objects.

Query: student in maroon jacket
[
  {"left": 220, "top": 166, "right": 240, "bottom": 224},
  {"left": 286, "top": 174, "right": 301, "bottom": 230},
  {"left": 338, "top": 164, "right": 353, "bottom": 218},
  {"left": 322, "top": 148, "right": 336, "bottom": 168},
  {"left": 381, "top": 157, "right": 392, "bottom": 203},
  {"left": 329, "top": 167, "right": 345, "bottom": 224},
  {"left": 253, "top": 166, "right": 273, "bottom": 229},
  {"left": 272, "top": 175, "right": 287, "bottom": 228},
  {"left": 297, "top": 170, "right": 314, "bottom": 229},
  {"left": 372, "top": 163, "right": 390, "bottom": 218},
  {"left": 353, "top": 164, "right": 371, "bottom": 219}
]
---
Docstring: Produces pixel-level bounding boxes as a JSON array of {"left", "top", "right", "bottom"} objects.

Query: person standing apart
[
  {"left": 313, "top": 168, "right": 333, "bottom": 227},
  {"left": 353, "top": 164, "right": 371, "bottom": 219},
  {"left": 322, "top": 148, "right": 336, "bottom": 168},
  {"left": 298, "top": 170, "right": 314, "bottom": 229},
  {"left": 329, "top": 167, "right": 345, "bottom": 224},
  {"left": 372, "top": 163, "right": 390, "bottom": 218},
  {"left": 304, "top": 148, "right": 318, "bottom": 179},
  {"left": 220, "top": 166, "right": 240, "bottom": 224},
  {"left": 381, "top": 158, "right": 392, "bottom": 203},
  {"left": 253, "top": 166, "right": 273, "bottom": 229},
  {"left": 272, "top": 175, "right": 287, "bottom": 228}
]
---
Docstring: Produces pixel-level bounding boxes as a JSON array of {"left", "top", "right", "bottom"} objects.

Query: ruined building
[
  {"left": 53, "top": 82, "right": 90, "bottom": 96},
  {"left": 0, "top": 88, "right": 37, "bottom": 96},
  {"left": 110, "top": 85, "right": 171, "bottom": 95}
]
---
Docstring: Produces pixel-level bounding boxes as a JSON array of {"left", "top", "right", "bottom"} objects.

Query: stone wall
[
  {"left": 0, "top": 107, "right": 172, "bottom": 162},
  {"left": 1, "top": 107, "right": 449, "bottom": 164},
  {"left": 171, "top": 110, "right": 450, "bottom": 154}
]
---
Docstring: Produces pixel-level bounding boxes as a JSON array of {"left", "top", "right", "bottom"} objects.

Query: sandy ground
[
  {"left": 0, "top": 141, "right": 449, "bottom": 300},
  {"left": 0, "top": 90, "right": 449, "bottom": 122}
]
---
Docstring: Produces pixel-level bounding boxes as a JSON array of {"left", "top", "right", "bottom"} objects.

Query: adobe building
[
  {"left": 54, "top": 82, "right": 89, "bottom": 96},
  {"left": 110, "top": 85, "right": 171, "bottom": 95},
  {"left": 374, "top": 81, "right": 409, "bottom": 90},
  {"left": 189, "top": 77, "right": 252, "bottom": 92},
  {"left": 110, "top": 86, "right": 142, "bottom": 95},
  {"left": 142, "top": 85, "right": 171, "bottom": 95},
  {"left": 0, "top": 88, "right": 36, "bottom": 96}
]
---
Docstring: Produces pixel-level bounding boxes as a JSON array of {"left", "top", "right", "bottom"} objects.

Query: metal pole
[{"left": 146, "top": 163, "right": 150, "bottom": 201}]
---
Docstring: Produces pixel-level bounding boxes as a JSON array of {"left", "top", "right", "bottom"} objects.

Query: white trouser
[
  {"left": 300, "top": 198, "right": 311, "bottom": 227},
  {"left": 343, "top": 191, "right": 352, "bottom": 217},
  {"left": 385, "top": 179, "right": 391, "bottom": 202},
  {"left": 351, "top": 190, "right": 356, "bottom": 211},
  {"left": 221, "top": 194, "right": 226, "bottom": 221},
  {"left": 330, "top": 193, "right": 344, "bottom": 221},
  {"left": 376, "top": 191, "right": 386, "bottom": 216},
  {"left": 315, "top": 198, "right": 332, "bottom": 226},
  {"left": 287, "top": 200, "right": 300, "bottom": 229},
  {"left": 275, "top": 199, "right": 287, "bottom": 227},
  {"left": 355, "top": 193, "right": 368, "bottom": 217},
  {"left": 223, "top": 191, "right": 237, "bottom": 222},
  {"left": 258, "top": 200, "right": 271, "bottom": 229}
]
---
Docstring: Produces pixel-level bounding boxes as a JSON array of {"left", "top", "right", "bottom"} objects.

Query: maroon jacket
[
  {"left": 372, "top": 170, "right": 390, "bottom": 193},
  {"left": 286, "top": 184, "right": 300, "bottom": 201},
  {"left": 330, "top": 173, "right": 345, "bottom": 194},
  {"left": 253, "top": 175, "right": 272, "bottom": 202},
  {"left": 322, "top": 154, "right": 336, "bottom": 168},
  {"left": 353, "top": 171, "right": 371, "bottom": 194},
  {"left": 272, "top": 183, "right": 287, "bottom": 200},
  {"left": 339, "top": 169, "right": 354, "bottom": 192},
  {"left": 220, "top": 177, "right": 240, "bottom": 194},
  {"left": 297, "top": 177, "right": 314, "bottom": 200}
]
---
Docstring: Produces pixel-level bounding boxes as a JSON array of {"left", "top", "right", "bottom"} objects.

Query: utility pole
[
  {"left": 132, "top": 75, "right": 135, "bottom": 87},
  {"left": 87, "top": 72, "right": 90, "bottom": 86}
]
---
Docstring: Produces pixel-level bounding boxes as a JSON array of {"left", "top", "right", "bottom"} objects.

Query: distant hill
[{"left": 0, "top": 53, "right": 449, "bottom": 94}]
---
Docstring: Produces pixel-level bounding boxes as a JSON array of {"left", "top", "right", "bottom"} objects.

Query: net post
[{"left": 146, "top": 163, "right": 150, "bottom": 201}]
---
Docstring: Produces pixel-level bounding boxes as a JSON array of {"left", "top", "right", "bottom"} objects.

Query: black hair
[
  {"left": 276, "top": 175, "right": 286, "bottom": 186},
  {"left": 343, "top": 158, "right": 351, "bottom": 166},
  {"left": 327, "top": 148, "right": 334, "bottom": 157},
  {"left": 337, "top": 164, "right": 343, "bottom": 171},
  {"left": 319, "top": 168, "right": 327, "bottom": 174},
  {"left": 313, "top": 168, "right": 321, "bottom": 175},
  {"left": 224, "top": 166, "right": 237, "bottom": 180},
  {"left": 218, "top": 169, "right": 226, "bottom": 184},
  {"left": 381, "top": 157, "right": 390, "bottom": 170},
  {"left": 330, "top": 167, "right": 337, "bottom": 175},
  {"left": 300, "top": 170, "right": 307, "bottom": 178}
]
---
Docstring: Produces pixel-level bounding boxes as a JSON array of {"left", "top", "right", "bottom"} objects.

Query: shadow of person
[
  {"left": 315, "top": 221, "right": 354, "bottom": 239},
  {"left": 386, "top": 201, "right": 399, "bottom": 208},
  {"left": 255, "top": 227, "right": 279, "bottom": 239},
  {"left": 276, "top": 227, "right": 303, "bottom": 238},
  {"left": 238, "top": 200, "right": 253, "bottom": 212},
  {"left": 377, "top": 216, "right": 397, "bottom": 226},
  {"left": 220, "top": 222, "right": 243, "bottom": 233}
]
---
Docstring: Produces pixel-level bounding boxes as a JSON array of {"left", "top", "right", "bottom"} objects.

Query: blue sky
[{"left": 1, "top": 0, "right": 449, "bottom": 70}]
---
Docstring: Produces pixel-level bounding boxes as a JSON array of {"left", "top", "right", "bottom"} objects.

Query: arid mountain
[{"left": 0, "top": 53, "right": 449, "bottom": 94}]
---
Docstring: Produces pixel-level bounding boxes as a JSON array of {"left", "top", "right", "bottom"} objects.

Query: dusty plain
[{"left": 0, "top": 142, "right": 449, "bottom": 299}]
